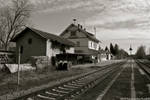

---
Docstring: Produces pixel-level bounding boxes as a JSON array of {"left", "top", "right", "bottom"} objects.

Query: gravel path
[{"left": 72, "top": 60, "right": 124, "bottom": 68}]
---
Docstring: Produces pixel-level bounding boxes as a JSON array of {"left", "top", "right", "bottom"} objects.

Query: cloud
[
  {"left": 31, "top": 0, "right": 105, "bottom": 13},
  {"left": 93, "top": 16, "right": 150, "bottom": 30},
  {"left": 97, "top": 20, "right": 137, "bottom": 30},
  {"left": 84, "top": 0, "right": 150, "bottom": 32},
  {"left": 95, "top": 28, "right": 150, "bottom": 41},
  {"left": 28, "top": 0, "right": 150, "bottom": 39},
  {"left": 30, "top": 0, "right": 56, "bottom": 5},
  {"left": 36, "top": 1, "right": 93, "bottom": 13},
  {"left": 5, "top": 0, "right": 150, "bottom": 29}
]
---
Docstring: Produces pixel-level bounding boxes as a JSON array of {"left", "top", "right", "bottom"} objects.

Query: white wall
[
  {"left": 100, "top": 54, "right": 107, "bottom": 61},
  {"left": 88, "top": 41, "right": 100, "bottom": 50},
  {"left": 46, "top": 40, "right": 52, "bottom": 58},
  {"left": 46, "top": 40, "right": 74, "bottom": 58},
  {"left": 46, "top": 40, "right": 61, "bottom": 58},
  {"left": 66, "top": 47, "right": 75, "bottom": 54},
  {"left": 52, "top": 48, "right": 61, "bottom": 56}
]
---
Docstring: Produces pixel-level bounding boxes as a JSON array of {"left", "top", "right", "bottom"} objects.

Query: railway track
[
  {"left": 13, "top": 62, "right": 126, "bottom": 100},
  {"left": 135, "top": 60, "right": 150, "bottom": 77}
]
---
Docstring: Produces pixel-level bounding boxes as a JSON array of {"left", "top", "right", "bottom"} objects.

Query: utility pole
[
  {"left": 94, "top": 26, "right": 96, "bottom": 37},
  {"left": 17, "top": 46, "right": 21, "bottom": 85}
]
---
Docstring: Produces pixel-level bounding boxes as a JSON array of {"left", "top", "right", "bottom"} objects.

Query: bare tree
[{"left": 0, "top": 0, "right": 32, "bottom": 50}]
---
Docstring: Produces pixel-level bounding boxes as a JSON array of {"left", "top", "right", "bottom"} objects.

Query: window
[
  {"left": 76, "top": 41, "right": 80, "bottom": 46},
  {"left": 28, "top": 38, "right": 32, "bottom": 44},
  {"left": 20, "top": 46, "right": 23, "bottom": 54},
  {"left": 71, "top": 31, "right": 76, "bottom": 37}
]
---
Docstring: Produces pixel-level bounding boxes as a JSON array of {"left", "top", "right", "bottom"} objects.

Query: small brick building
[{"left": 12, "top": 27, "right": 74, "bottom": 63}]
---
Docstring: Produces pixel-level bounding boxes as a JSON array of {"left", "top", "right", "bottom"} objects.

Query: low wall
[{"left": 29, "top": 56, "right": 50, "bottom": 69}]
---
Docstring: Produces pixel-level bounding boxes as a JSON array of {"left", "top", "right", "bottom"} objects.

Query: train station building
[
  {"left": 60, "top": 23, "right": 101, "bottom": 63},
  {"left": 12, "top": 27, "right": 75, "bottom": 63},
  {"left": 11, "top": 23, "right": 107, "bottom": 65}
]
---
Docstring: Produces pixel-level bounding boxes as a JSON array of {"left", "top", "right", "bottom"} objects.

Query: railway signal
[{"left": 129, "top": 45, "right": 133, "bottom": 56}]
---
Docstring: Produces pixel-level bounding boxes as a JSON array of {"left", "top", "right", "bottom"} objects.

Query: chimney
[{"left": 73, "top": 19, "right": 77, "bottom": 25}]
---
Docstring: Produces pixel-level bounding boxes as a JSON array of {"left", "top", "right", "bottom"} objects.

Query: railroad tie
[
  {"left": 68, "top": 83, "right": 83, "bottom": 87},
  {"left": 52, "top": 89, "right": 69, "bottom": 94},
  {"left": 58, "top": 86, "right": 74, "bottom": 91},
  {"left": 71, "top": 81, "right": 85, "bottom": 85},
  {"left": 63, "top": 84, "right": 79, "bottom": 89},
  {"left": 45, "top": 91, "right": 63, "bottom": 96},
  {"left": 37, "top": 94, "right": 56, "bottom": 100}
]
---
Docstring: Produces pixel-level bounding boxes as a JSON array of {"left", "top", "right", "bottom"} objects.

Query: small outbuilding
[
  {"left": 12, "top": 27, "right": 75, "bottom": 64},
  {"left": 99, "top": 49, "right": 112, "bottom": 61}
]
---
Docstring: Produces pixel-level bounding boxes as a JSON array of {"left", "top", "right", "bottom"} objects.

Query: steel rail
[{"left": 14, "top": 62, "right": 126, "bottom": 100}]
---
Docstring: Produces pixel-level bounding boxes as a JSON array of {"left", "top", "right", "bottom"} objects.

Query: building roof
[
  {"left": 12, "top": 27, "right": 75, "bottom": 47},
  {"left": 60, "top": 24, "right": 100, "bottom": 43}
]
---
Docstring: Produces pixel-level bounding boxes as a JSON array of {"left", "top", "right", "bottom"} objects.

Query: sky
[{"left": 2, "top": 0, "right": 150, "bottom": 54}]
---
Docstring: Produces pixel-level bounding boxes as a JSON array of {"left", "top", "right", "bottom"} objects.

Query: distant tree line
[
  {"left": 104, "top": 43, "right": 129, "bottom": 59},
  {"left": 135, "top": 45, "right": 146, "bottom": 59}
]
